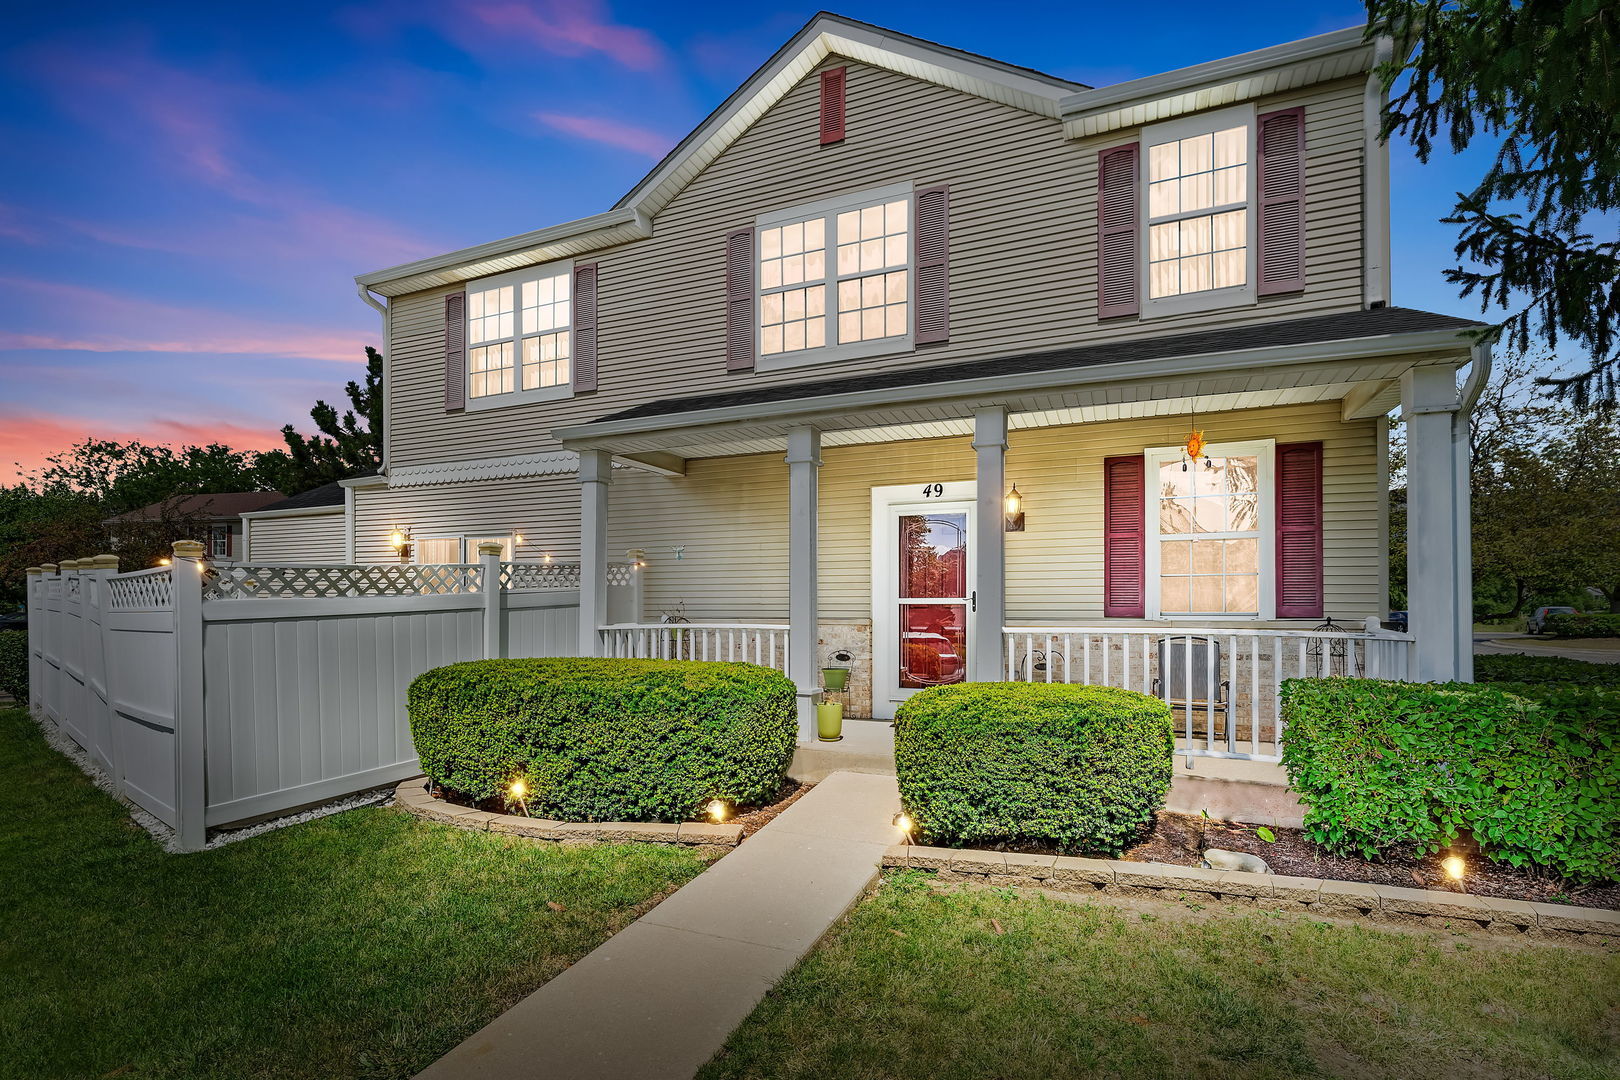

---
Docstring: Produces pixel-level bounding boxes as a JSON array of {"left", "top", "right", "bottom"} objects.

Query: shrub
[
  {"left": 1475, "top": 652, "right": 1620, "bottom": 688},
  {"left": 893, "top": 682, "right": 1174, "bottom": 854},
  {"left": 0, "top": 629, "right": 26, "bottom": 703},
  {"left": 1545, "top": 612, "right": 1620, "bottom": 638},
  {"left": 1280, "top": 678, "right": 1620, "bottom": 883},
  {"left": 407, "top": 658, "right": 796, "bottom": 822}
]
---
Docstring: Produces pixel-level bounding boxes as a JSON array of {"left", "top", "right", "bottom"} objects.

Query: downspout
[
  {"left": 1451, "top": 341, "right": 1492, "bottom": 680},
  {"left": 1363, "top": 34, "right": 1395, "bottom": 309},
  {"left": 356, "top": 284, "right": 390, "bottom": 475}
]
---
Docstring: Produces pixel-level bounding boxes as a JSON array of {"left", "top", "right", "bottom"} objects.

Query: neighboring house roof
[
  {"left": 104, "top": 492, "right": 286, "bottom": 526},
  {"left": 247, "top": 482, "right": 347, "bottom": 514},
  {"left": 576, "top": 307, "right": 1483, "bottom": 428}
]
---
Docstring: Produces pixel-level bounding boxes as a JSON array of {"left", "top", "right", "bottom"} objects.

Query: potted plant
[{"left": 816, "top": 699, "right": 844, "bottom": 741}]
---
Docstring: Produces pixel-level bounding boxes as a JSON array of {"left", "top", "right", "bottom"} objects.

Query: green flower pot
[
  {"left": 816, "top": 702, "right": 844, "bottom": 742},
  {"left": 821, "top": 667, "right": 850, "bottom": 692}
]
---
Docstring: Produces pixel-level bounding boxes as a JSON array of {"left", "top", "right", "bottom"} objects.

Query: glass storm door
[{"left": 874, "top": 494, "right": 975, "bottom": 719}]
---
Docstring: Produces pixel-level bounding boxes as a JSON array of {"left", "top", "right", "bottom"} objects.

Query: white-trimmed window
[
  {"left": 756, "top": 184, "right": 912, "bottom": 369},
  {"left": 412, "top": 535, "right": 515, "bottom": 563},
  {"left": 465, "top": 263, "right": 572, "bottom": 408},
  {"left": 1142, "top": 105, "right": 1255, "bottom": 317},
  {"left": 210, "top": 525, "right": 230, "bottom": 559},
  {"left": 1144, "top": 440, "right": 1274, "bottom": 618}
]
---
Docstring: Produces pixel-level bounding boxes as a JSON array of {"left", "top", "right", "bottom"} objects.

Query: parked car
[
  {"left": 1386, "top": 611, "right": 1408, "bottom": 633},
  {"left": 1526, "top": 606, "right": 1578, "bottom": 634}
]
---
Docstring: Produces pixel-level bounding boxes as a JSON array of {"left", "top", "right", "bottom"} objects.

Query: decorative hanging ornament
[{"left": 1181, "top": 427, "right": 1210, "bottom": 472}]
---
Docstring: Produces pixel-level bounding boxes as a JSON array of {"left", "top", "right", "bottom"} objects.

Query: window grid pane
[
  {"left": 521, "top": 276, "right": 571, "bottom": 334},
  {"left": 522, "top": 330, "right": 572, "bottom": 389},
  {"left": 468, "top": 285, "right": 514, "bottom": 344},
  {"left": 1157, "top": 455, "right": 1261, "bottom": 615},
  {"left": 758, "top": 196, "right": 909, "bottom": 354},
  {"left": 1146, "top": 125, "right": 1248, "bottom": 299},
  {"left": 468, "top": 341, "right": 514, "bottom": 398},
  {"left": 760, "top": 284, "right": 826, "bottom": 355}
]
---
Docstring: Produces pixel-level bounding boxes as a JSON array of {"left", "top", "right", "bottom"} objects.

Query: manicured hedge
[
  {"left": 0, "top": 630, "right": 26, "bottom": 703},
  {"left": 1474, "top": 652, "right": 1620, "bottom": 688},
  {"left": 893, "top": 682, "right": 1174, "bottom": 854},
  {"left": 1545, "top": 612, "right": 1620, "bottom": 638},
  {"left": 1280, "top": 678, "right": 1620, "bottom": 883},
  {"left": 407, "top": 658, "right": 796, "bottom": 822}
]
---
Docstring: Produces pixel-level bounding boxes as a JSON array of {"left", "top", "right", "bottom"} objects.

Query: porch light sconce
[
  {"left": 1004, "top": 485, "right": 1025, "bottom": 532},
  {"left": 389, "top": 527, "right": 414, "bottom": 564}
]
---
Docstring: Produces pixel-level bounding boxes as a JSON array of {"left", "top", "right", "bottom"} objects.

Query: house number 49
[{"left": 921, "top": 483, "right": 944, "bottom": 498}]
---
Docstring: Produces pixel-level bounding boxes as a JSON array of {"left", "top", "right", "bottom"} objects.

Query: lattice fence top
[
  {"left": 205, "top": 564, "right": 483, "bottom": 600},
  {"left": 500, "top": 562, "right": 582, "bottom": 591},
  {"left": 107, "top": 568, "right": 174, "bottom": 611},
  {"left": 606, "top": 564, "right": 635, "bottom": 587}
]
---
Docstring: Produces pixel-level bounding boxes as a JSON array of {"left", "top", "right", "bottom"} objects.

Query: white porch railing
[
  {"left": 600, "top": 623, "right": 790, "bottom": 672},
  {"left": 1003, "top": 620, "right": 1414, "bottom": 761}
]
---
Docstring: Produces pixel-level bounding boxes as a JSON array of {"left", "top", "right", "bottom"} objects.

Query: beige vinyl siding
[
  {"left": 244, "top": 513, "right": 346, "bottom": 562},
  {"left": 387, "top": 61, "right": 1369, "bottom": 469},
  {"left": 358, "top": 400, "right": 1381, "bottom": 624}
]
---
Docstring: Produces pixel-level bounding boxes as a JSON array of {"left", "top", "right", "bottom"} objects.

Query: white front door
[{"left": 871, "top": 481, "right": 976, "bottom": 720}]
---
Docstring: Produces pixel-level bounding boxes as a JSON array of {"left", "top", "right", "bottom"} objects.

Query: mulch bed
[
  {"left": 428, "top": 779, "right": 813, "bottom": 841},
  {"left": 1121, "top": 812, "right": 1620, "bottom": 910}
]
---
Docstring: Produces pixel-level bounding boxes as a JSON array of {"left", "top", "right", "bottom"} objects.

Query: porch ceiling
[{"left": 555, "top": 308, "right": 1479, "bottom": 464}]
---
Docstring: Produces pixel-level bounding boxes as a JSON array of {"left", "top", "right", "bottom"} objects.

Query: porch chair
[{"left": 1152, "top": 636, "right": 1230, "bottom": 741}]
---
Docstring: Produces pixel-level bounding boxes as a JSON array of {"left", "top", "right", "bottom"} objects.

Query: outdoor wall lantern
[
  {"left": 1004, "top": 485, "right": 1025, "bottom": 532},
  {"left": 388, "top": 527, "right": 414, "bottom": 563}
]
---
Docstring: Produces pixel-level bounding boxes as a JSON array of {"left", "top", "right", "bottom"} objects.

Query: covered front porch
[{"left": 555, "top": 311, "right": 1482, "bottom": 763}]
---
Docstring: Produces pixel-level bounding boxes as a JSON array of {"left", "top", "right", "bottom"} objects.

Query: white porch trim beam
[
  {"left": 616, "top": 451, "right": 688, "bottom": 477},
  {"left": 1340, "top": 379, "right": 1398, "bottom": 420},
  {"left": 972, "top": 408, "right": 1008, "bottom": 682},
  {"left": 577, "top": 449, "right": 612, "bottom": 657},
  {"left": 786, "top": 427, "right": 821, "bottom": 742},
  {"left": 1401, "top": 363, "right": 1465, "bottom": 682}
]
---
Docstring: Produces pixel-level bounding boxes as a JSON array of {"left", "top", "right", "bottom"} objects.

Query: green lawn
[
  {"left": 0, "top": 708, "right": 709, "bottom": 1080},
  {"left": 701, "top": 871, "right": 1620, "bottom": 1080}
]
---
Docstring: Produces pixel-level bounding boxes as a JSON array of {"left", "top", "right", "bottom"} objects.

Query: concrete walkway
[{"left": 416, "top": 771, "right": 902, "bottom": 1080}]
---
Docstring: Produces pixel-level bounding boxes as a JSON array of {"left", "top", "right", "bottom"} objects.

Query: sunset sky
[{"left": 0, "top": 0, "right": 1518, "bottom": 484}]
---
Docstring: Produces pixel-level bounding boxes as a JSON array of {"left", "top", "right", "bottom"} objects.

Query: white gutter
[
  {"left": 1362, "top": 35, "right": 1395, "bottom": 308},
  {"left": 553, "top": 326, "right": 1477, "bottom": 445},
  {"left": 239, "top": 505, "right": 345, "bottom": 520}
]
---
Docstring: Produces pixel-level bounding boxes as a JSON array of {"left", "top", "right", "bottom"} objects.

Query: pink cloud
[
  {"left": 533, "top": 112, "right": 673, "bottom": 158},
  {"left": 467, "top": 1, "right": 665, "bottom": 71},
  {"left": 0, "top": 276, "right": 370, "bottom": 363},
  {"left": 0, "top": 410, "right": 286, "bottom": 486}
]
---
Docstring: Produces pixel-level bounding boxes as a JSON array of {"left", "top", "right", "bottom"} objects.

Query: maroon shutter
[
  {"left": 1275, "top": 441, "right": 1324, "bottom": 618},
  {"left": 913, "top": 185, "right": 950, "bottom": 344},
  {"left": 1096, "top": 143, "right": 1140, "bottom": 318},
  {"left": 819, "top": 66, "right": 846, "bottom": 144},
  {"left": 573, "top": 262, "right": 598, "bottom": 392},
  {"left": 443, "top": 293, "right": 465, "bottom": 411},
  {"left": 1103, "top": 455, "right": 1146, "bottom": 618},
  {"left": 725, "top": 228, "right": 755, "bottom": 372},
  {"left": 1257, "top": 107, "right": 1307, "bottom": 296}
]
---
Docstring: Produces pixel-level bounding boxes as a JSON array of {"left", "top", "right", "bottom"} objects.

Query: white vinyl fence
[
  {"left": 1003, "top": 619, "right": 1415, "bottom": 762},
  {"left": 27, "top": 547, "right": 640, "bottom": 850}
]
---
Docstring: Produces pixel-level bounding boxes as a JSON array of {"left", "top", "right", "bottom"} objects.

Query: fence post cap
[
  {"left": 171, "top": 540, "right": 206, "bottom": 558},
  {"left": 476, "top": 541, "right": 505, "bottom": 556},
  {"left": 25, "top": 566, "right": 43, "bottom": 575},
  {"left": 60, "top": 559, "right": 81, "bottom": 570},
  {"left": 40, "top": 563, "right": 57, "bottom": 573},
  {"left": 92, "top": 554, "right": 121, "bottom": 569}
]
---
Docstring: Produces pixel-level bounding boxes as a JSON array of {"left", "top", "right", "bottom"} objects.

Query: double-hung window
[
  {"left": 1144, "top": 440, "right": 1274, "bottom": 618},
  {"left": 1142, "top": 105, "right": 1255, "bottom": 317},
  {"left": 755, "top": 183, "right": 912, "bottom": 368},
  {"left": 465, "top": 262, "right": 573, "bottom": 408}
]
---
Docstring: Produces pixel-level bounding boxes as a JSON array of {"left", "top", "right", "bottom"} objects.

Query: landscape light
[
  {"left": 1442, "top": 855, "right": 1466, "bottom": 881},
  {"left": 707, "top": 799, "right": 728, "bottom": 823},
  {"left": 893, "top": 812, "right": 914, "bottom": 834},
  {"left": 509, "top": 779, "right": 527, "bottom": 800}
]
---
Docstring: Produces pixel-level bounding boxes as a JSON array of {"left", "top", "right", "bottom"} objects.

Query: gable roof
[
  {"left": 355, "top": 13, "right": 1084, "bottom": 298},
  {"left": 564, "top": 307, "right": 1482, "bottom": 432},
  {"left": 104, "top": 492, "right": 286, "bottom": 525},
  {"left": 246, "top": 481, "right": 347, "bottom": 514}
]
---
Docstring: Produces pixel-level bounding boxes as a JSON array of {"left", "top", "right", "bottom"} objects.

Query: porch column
[
  {"left": 577, "top": 449, "right": 611, "bottom": 658},
  {"left": 972, "top": 407, "right": 1008, "bottom": 682},
  {"left": 1401, "top": 363, "right": 1466, "bottom": 682},
  {"left": 786, "top": 426, "right": 820, "bottom": 742}
]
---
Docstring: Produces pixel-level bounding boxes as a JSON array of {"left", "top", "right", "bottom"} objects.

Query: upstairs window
[
  {"left": 1141, "top": 106, "right": 1255, "bottom": 317},
  {"left": 464, "top": 263, "right": 573, "bottom": 408},
  {"left": 755, "top": 184, "right": 911, "bottom": 369}
]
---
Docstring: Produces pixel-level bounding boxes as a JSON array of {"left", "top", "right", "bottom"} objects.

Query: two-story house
[{"left": 329, "top": 15, "right": 1482, "bottom": 740}]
